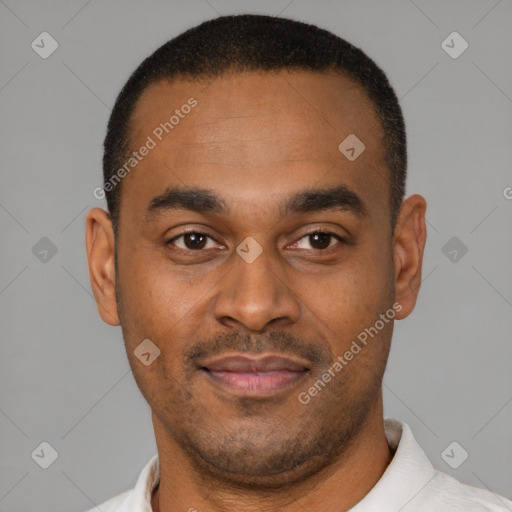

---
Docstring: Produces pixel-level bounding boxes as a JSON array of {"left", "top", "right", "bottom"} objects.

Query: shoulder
[
  {"left": 379, "top": 419, "right": 512, "bottom": 511},
  {"left": 413, "top": 470, "right": 512, "bottom": 511},
  {"left": 80, "top": 454, "right": 159, "bottom": 512},
  {"left": 82, "top": 488, "right": 133, "bottom": 512}
]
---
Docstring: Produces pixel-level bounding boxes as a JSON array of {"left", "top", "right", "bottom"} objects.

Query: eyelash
[{"left": 166, "top": 229, "right": 345, "bottom": 252}]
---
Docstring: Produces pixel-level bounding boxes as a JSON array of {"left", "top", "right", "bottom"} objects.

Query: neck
[{"left": 151, "top": 395, "right": 392, "bottom": 512}]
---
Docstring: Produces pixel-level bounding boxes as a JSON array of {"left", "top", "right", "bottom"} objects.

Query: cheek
[
  {"left": 300, "top": 248, "right": 392, "bottom": 329},
  {"left": 116, "top": 253, "right": 197, "bottom": 405},
  {"left": 287, "top": 222, "right": 392, "bottom": 305},
  {"left": 117, "top": 246, "right": 217, "bottom": 350}
]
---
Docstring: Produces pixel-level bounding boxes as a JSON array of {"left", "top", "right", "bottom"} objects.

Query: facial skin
[{"left": 86, "top": 70, "right": 426, "bottom": 512}]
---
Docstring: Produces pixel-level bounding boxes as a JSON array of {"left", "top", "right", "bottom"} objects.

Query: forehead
[{"left": 120, "top": 70, "right": 388, "bottom": 224}]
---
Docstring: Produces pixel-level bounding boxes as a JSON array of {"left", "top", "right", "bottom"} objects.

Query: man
[{"left": 85, "top": 14, "right": 511, "bottom": 512}]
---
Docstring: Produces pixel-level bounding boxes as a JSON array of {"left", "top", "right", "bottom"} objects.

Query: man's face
[{"left": 87, "top": 70, "right": 424, "bottom": 486}]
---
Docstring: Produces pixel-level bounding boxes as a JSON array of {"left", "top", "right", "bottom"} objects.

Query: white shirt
[{"left": 85, "top": 418, "right": 512, "bottom": 511}]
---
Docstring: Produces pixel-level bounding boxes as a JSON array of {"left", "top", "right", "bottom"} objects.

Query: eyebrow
[
  {"left": 281, "top": 185, "right": 367, "bottom": 218},
  {"left": 145, "top": 184, "right": 367, "bottom": 221}
]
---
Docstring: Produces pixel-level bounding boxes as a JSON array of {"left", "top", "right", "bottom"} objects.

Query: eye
[
  {"left": 291, "top": 231, "right": 344, "bottom": 251},
  {"left": 167, "top": 232, "right": 222, "bottom": 251},
  {"left": 167, "top": 230, "right": 344, "bottom": 253}
]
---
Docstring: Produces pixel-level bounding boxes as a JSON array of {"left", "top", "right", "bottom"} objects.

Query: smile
[{"left": 200, "top": 354, "right": 310, "bottom": 398}]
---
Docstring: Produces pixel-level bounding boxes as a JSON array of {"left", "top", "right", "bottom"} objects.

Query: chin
[{"left": 176, "top": 416, "right": 355, "bottom": 490}]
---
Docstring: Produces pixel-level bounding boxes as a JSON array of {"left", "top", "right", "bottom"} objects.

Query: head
[{"left": 86, "top": 14, "right": 426, "bottom": 487}]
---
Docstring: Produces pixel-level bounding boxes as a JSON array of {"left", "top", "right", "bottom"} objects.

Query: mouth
[{"left": 199, "top": 354, "right": 311, "bottom": 398}]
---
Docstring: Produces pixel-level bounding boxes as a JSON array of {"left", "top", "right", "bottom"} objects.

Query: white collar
[
  {"left": 349, "top": 418, "right": 437, "bottom": 511},
  {"left": 94, "top": 417, "right": 510, "bottom": 511}
]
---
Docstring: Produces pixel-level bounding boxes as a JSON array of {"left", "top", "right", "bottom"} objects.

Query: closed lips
[
  {"left": 199, "top": 354, "right": 311, "bottom": 397},
  {"left": 201, "top": 355, "right": 310, "bottom": 373}
]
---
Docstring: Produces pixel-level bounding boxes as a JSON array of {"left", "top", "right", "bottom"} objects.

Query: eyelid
[
  {"left": 287, "top": 229, "right": 346, "bottom": 251},
  {"left": 288, "top": 223, "right": 348, "bottom": 242},
  {"left": 167, "top": 227, "right": 346, "bottom": 252},
  {"left": 295, "top": 227, "right": 346, "bottom": 240},
  {"left": 167, "top": 229, "right": 224, "bottom": 250}
]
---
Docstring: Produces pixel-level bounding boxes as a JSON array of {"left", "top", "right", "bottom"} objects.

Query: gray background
[{"left": 1, "top": 0, "right": 511, "bottom": 510}]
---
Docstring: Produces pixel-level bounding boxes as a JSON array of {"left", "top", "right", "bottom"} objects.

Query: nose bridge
[{"left": 213, "top": 240, "right": 301, "bottom": 331}]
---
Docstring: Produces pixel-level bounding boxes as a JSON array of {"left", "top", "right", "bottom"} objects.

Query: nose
[{"left": 212, "top": 243, "right": 301, "bottom": 332}]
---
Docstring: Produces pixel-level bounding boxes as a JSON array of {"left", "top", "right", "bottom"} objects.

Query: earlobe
[
  {"left": 392, "top": 194, "right": 427, "bottom": 320},
  {"left": 85, "top": 208, "right": 120, "bottom": 326}
]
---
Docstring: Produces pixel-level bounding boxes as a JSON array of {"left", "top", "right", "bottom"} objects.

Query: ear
[
  {"left": 85, "top": 208, "right": 120, "bottom": 326},
  {"left": 392, "top": 194, "right": 427, "bottom": 320}
]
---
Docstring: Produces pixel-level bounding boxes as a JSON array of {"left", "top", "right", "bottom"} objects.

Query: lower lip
[{"left": 204, "top": 369, "right": 308, "bottom": 397}]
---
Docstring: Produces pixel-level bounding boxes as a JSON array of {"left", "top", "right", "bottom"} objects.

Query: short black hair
[{"left": 103, "top": 14, "right": 406, "bottom": 234}]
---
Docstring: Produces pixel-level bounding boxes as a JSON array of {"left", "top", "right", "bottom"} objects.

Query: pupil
[
  {"left": 185, "top": 233, "right": 206, "bottom": 250},
  {"left": 311, "top": 233, "right": 330, "bottom": 249}
]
